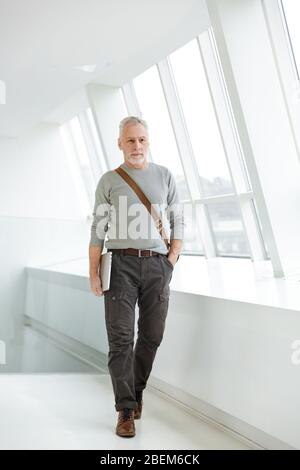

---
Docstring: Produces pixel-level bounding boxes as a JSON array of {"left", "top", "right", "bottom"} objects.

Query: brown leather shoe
[
  {"left": 116, "top": 408, "right": 135, "bottom": 438},
  {"left": 134, "top": 401, "right": 142, "bottom": 420}
]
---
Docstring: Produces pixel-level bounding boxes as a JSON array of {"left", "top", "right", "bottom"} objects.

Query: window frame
[{"left": 261, "top": 0, "right": 300, "bottom": 166}]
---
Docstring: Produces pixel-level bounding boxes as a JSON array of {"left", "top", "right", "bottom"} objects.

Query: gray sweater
[{"left": 89, "top": 161, "right": 185, "bottom": 255}]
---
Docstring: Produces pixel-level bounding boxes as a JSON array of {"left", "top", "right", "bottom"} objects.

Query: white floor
[{"left": 0, "top": 373, "right": 252, "bottom": 450}]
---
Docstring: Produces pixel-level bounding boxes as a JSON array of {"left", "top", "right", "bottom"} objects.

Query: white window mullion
[
  {"left": 85, "top": 87, "right": 111, "bottom": 172},
  {"left": 195, "top": 191, "right": 250, "bottom": 205},
  {"left": 78, "top": 112, "right": 102, "bottom": 184},
  {"left": 122, "top": 82, "right": 142, "bottom": 116},
  {"left": 262, "top": 0, "right": 300, "bottom": 164},
  {"left": 240, "top": 197, "right": 268, "bottom": 261},
  {"left": 86, "top": 107, "right": 109, "bottom": 174}
]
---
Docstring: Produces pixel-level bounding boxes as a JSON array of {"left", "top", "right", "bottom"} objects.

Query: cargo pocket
[
  {"left": 104, "top": 290, "right": 136, "bottom": 336},
  {"left": 105, "top": 290, "right": 135, "bottom": 307},
  {"left": 104, "top": 290, "right": 126, "bottom": 303},
  {"left": 159, "top": 291, "right": 170, "bottom": 302},
  {"left": 105, "top": 291, "right": 122, "bottom": 323},
  {"left": 158, "top": 286, "right": 170, "bottom": 321}
]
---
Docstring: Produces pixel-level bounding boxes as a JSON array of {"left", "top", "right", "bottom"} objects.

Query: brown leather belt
[{"left": 107, "top": 248, "right": 162, "bottom": 258}]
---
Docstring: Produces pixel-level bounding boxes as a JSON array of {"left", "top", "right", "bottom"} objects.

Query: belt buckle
[{"left": 138, "top": 249, "right": 152, "bottom": 257}]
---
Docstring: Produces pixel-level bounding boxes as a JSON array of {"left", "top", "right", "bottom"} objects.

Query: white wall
[
  {"left": 0, "top": 127, "right": 89, "bottom": 366},
  {"left": 0, "top": 124, "right": 83, "bottom": 218}
]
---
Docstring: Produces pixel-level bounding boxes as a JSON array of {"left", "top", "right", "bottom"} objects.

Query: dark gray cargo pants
[{"left": 104, "top": 251, "right": 174, "bottom": 411}]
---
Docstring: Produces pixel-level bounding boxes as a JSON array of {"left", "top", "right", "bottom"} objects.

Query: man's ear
[{"left": 117, "top": 138, "right": 122, "bottom": 150}]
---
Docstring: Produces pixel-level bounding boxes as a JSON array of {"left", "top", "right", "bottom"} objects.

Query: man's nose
[{"left": 134, "top": 140, "right": 142, "bottom": 149}]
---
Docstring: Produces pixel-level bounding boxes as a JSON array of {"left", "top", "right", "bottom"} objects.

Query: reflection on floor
[
  {"left": 0, "top": 374, "right": 252, "bottom": 450},
  {"left": 1, "top": 326, "right": 99, "bottom": 373}
]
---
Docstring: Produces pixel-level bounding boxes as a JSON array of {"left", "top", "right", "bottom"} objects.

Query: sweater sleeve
[
  {"left": 166, "top": 170, "right": 185, "bottom": 241},
  {"left": 89, "top": 174, "right": 111, "bottom": 249}
]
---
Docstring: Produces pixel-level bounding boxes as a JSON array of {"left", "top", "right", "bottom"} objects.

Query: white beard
[{"left": 126, "top": 154, "right": 146, "bottom": 165}]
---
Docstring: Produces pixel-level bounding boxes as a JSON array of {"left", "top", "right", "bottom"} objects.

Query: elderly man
[{"left": 89, "top": 116, "right": 184, "bottom": 438}]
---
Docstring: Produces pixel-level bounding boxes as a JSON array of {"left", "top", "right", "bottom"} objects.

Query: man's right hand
[{"left": 90, "top": 275, "right": 103, "bottom": 296}]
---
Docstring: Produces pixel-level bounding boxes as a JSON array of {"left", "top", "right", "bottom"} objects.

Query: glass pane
[
  {"left": 252, "top": 198, "right": 270, "bottom": 259},
  {"left": 69, "top": 116, "right": 95, "bottom": 209},
  {"left": 281, "top": 0, "right": 300, "bottom": 75},
  {"left": 133, "top": 65, "right": 190, "bottom": 202},
  {"left": 60, "top": 125, "right": 91, "bottom": 216},
  {"left": 182, "top": 202, "right": 204, "bottom": 253},
  {"left": 169, "top": 39, "right": 234, "bottom": 197},
  {"left": 207, "top": 202, "right": 250, "bottom": 257},
  {"left": 70, "top": 116, "right": 91, "bottom": 167}
]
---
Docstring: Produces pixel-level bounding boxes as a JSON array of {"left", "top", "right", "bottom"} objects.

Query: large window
[
  {"left": 168, "top": 37, "right": 250, "bottom": 257},
  {"left": 125, "top": 30, "right": 263, "bottom": 259},
  {"left": 169, "top": 39, "right": 233, "bottom": 198}
]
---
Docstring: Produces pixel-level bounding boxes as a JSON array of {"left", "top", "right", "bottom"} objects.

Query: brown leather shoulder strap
[{"left": 114, "top": 166, "right": 170, "bottom": 250}]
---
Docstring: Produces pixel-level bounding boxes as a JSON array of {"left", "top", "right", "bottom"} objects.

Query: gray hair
[{"left": 119, "top": 116, "right": 148, "bottom": 138}]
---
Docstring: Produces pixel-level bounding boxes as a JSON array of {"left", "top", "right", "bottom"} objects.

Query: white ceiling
[{"left": 0, "top": 0, "right": 209, "bottom": 137}]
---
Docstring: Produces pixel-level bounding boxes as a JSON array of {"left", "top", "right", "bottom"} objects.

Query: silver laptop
[{"left": 100, "top": 251, "right": 112, "bottom": 292}]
